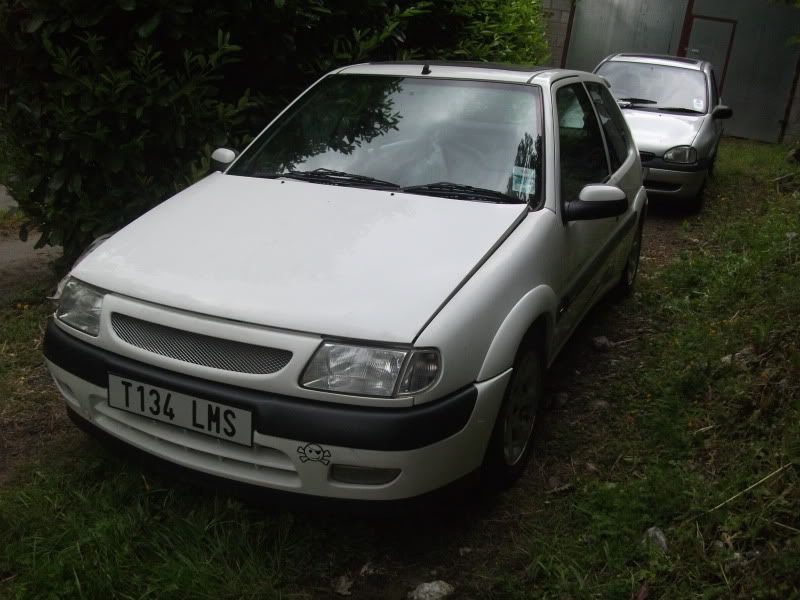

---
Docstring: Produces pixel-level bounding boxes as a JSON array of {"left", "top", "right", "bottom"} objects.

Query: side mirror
[
  {"left": 210, "top": 147, "right": 237, "bottom": 172},
  {"left": 564, "top": 184, "right": 627, "bottom": 222},
  {"left": 711, "top": 105, "right": 733, "bottom": 120}
]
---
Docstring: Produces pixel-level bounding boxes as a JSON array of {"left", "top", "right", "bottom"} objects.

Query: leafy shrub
[
  {"left": 446, "top": 0, "right": 548, "bottom": 63},
  {"left": 0, "top": 0, "right": 547, "bottom": 265}
]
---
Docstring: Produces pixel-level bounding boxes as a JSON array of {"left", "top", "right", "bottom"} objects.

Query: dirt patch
[
  {"left": 0, "top": 229, "right": 60, "bottom": 304},
  {"left": 0, "top": 223, "right": 63, "bottom": 485},
  {"left": 0, "top": 375, "right": 72, "bottom": 487}
]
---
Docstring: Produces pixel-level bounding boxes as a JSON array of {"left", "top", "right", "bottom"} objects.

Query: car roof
[
  {"left": 335, "top": 61, "right": 598, "bottom": 85},
  {"left": 603, "top": 53, "right": 706, "bottom": 71}
]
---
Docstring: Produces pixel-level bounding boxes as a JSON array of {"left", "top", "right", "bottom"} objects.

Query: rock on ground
[
  {"left": 408, "top": 581, "right": 454, "bottom": 600},
  {"left": 643, "top": 526, "right": 668, "bottom": 553}
]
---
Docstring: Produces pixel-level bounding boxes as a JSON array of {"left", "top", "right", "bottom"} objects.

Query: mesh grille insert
[{"left": 111, "top": 313, "right": 292, "bottom": 374}]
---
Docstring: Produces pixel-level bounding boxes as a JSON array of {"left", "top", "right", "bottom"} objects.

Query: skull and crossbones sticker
[{"left": 297, "top": 443, "right": 331, "bottom": 465}]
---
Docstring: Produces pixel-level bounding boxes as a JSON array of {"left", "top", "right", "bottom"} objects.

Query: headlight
[
  {"left": 663, "top": 146, "right": 697, "bottom": 163},
  {"left": 55, "top": 278, "right": 105, "bottom": 336},
  {"left": 301, "top": 342, "right": 441, "bottom": 398}
]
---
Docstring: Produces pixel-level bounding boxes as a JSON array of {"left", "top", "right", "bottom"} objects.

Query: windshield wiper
[
  {"left": 657, "top": 106, "right": 704, "bottom": 114},
  {"left": 401, "top": 182, "right": 525, "bottom": 204},
  {"left": 617, "top": 97, "right": 658, "bottom": 105},
  {"left": 266, "top": 168, "right": 401, "bottom": 190}
]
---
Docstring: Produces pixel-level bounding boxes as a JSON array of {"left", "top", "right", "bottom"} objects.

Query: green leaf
[
  {"left": 70, "top": 174, "right": 82, "bottom": 193},
  {"left": 24, "top": 15, "right": 46, "bottom": 33},
  {"left": 137, "top": 13, "right": 161, "bottom": 38},
  {"left": 49, "top": 169, "right": 68, "bottom": 191},
  {"left": 175, "top": 127, "right": 185, "bottom": 148},
  {"left": 74, "top": 12, "right": 105, "bottom": 27},
  {"left": 116, "top": 0, "right": 136, "bottom": 10}
]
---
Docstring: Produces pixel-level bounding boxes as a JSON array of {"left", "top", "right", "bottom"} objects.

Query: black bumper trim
[
  {"left": 640, "top": 156, "right": 712, "bottom": 172},
  {"left": 44, "top": 320, "right": 477, "bottom": 452}
]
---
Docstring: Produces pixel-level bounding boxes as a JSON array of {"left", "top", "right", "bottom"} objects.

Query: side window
[
  {"left": 709, "top": 70, "right": 719, "bottom": 107},
  {"left": 586, "top": 82, "right": 631, "bottom": 172},
  {"left": 556, "top": 84, "right": 609, "bottom": 203}
]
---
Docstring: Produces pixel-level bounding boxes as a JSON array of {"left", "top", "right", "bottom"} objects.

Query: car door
[
  {"left": 584, "top": 81, "right": 642, "bottom": 281},
  {"left": 552, "top": 81, "right": 614, "bottom": 341}
]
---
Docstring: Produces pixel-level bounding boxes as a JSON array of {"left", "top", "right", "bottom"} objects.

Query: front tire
[
  {"left": 482, "top": 343, "right": 544, "bottom": 489},
  {"left": 685, "top": 173, "right": 708, "bottom": 213}
]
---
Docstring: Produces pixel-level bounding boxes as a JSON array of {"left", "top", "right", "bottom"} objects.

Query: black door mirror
[
  {"left": 711, "top": 105, "right": 733, "bottom": 120},
  {"left": 210, "top": 147, "right": 237, "bottom": 173},
  {"left": 564, "top": 184, "right": 627, "bottom": 222}
]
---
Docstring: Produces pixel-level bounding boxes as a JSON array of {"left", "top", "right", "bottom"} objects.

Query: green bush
[
  {"left": 0, "top": 0, "right": 547, "bottom": 265},
  {"left": 450, "top": 0, "right": 548, "bottom": 63}
]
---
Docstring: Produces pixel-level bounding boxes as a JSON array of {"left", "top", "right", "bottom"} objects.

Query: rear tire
[{"left": 482, "top": 342, "right": 544, "bottom": 489}]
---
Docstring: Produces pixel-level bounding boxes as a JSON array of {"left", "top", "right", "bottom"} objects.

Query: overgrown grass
[
  {"left": 468, "top": 139, "right": 799, "bottom": 599},
  {"left": 0, "top": 139, "right": 797, "bottom": 599}
]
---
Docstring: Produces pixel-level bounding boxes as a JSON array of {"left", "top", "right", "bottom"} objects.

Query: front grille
[
  {"left": 639, "top": 151, "right": 655, "bottom": 164},
  {"left": 111, "top": 313, "right": 292, "bottom": 374}
]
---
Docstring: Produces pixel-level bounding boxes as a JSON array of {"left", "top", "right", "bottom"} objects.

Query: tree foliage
[{"left": 0, "top": 0, "right": 547, "bottom": 264}]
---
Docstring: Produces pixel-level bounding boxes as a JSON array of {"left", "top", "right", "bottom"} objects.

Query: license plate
[{"left": 108, "top": 375, "right": 253, "bottom": 447}]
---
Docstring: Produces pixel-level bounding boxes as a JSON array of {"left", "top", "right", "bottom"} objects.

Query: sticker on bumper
[{"left": 297, "top": 443, "right": 331, "bottom": 465}]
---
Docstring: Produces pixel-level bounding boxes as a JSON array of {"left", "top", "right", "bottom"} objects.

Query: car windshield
[
  {"left": 596, "top": 61, "right": 708, "bottom": 113},
  {"left": 229, "top": 74, "right": 543, "bottom": 204}
]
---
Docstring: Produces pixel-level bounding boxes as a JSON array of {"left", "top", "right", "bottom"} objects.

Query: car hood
[
  {"left": 622, "top": 109, "right": 707, "bottom": 154},
  {"left": 74, "top": 173, "right": 527, "bottom": 343}
]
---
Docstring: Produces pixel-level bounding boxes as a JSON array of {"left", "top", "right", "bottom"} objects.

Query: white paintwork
[
  {"left": 607, "top": 54, "right": 703, "bottom": 71},
  {"left": 621, "top": 110, "right": 705, "bottom": 153},
  {"left": 338, "top": 62, "right": 540, "bottom": 83},
  {"left": 211, "top": 147, "right": 236, "bottom": 165},
  {"left": 579, "top": 184, "right": 627, "bottom": 203},
  {"left": 49, "top": 63, "right": 647, "bottom": 500},
  {"left": 73, "top": 174, "right": 526, "bottom": 343}
]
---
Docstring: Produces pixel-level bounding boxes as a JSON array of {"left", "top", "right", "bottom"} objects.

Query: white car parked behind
[
  {"left": 45, "top": 62, "right": 647, "bottom": 503},
  {"left": 594, "top": 53, "right": 732, "bottom": 209}
]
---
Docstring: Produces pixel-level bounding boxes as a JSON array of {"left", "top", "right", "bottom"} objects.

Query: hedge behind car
[{"left": 0, "top": 0, "right": 547, "bottom": 266}]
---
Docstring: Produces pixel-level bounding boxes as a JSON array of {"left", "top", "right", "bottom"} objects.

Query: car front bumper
[
  {"left": 644, "top": 167, "right": 707, "bottom": 198},
  {"left": 44, "top": 320, "right": 510, "bottom": 501},
  {"left": 640, "top": 156, "right": 711, "bottom": 199}
]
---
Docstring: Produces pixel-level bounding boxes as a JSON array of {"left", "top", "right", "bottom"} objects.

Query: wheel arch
[{"left": 477, "top": 285, "right": 558, "bottom": 381}]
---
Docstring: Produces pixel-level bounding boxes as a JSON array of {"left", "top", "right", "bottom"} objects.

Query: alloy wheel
[{"left": 501, "top": 356, "right": 542, "bottom": 466}]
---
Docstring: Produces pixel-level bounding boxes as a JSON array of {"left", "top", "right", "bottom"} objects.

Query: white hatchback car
[
  {"left": 44, "top": 62, "right": 646, "bottom": 503},
  {"left": 594, "top": 53, "right": 732, "bottom": 207}
]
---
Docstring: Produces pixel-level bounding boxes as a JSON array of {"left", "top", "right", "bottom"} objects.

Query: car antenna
[{"left": 421, "top": 63, "right": 431, "bottom": 75}]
